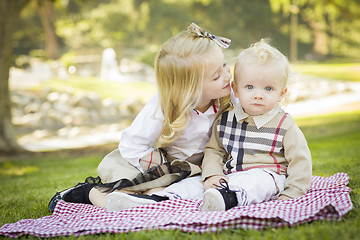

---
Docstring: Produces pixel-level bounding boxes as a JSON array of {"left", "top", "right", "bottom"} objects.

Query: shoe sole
[
  {"left": 200, "top": 188, "right": 226, "bottom": 211},
  {"left": 106, "top": 192, "right": 156, "bottom": 211},
  {"left": 48, "top": 185, "right": 78, "bottom": 212}
]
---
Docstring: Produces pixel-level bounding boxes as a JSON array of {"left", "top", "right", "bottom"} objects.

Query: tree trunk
[
  {"left": 311, "top": 22, "right": 328, "bottom": 58},
  {"left": 38, "top": 0, "right": 59, "bottom": 59},
  {"left": 0, "top": 0, "right": 30, "bottom": 153},
  {"left": 303, "top": 17, "right": 329, "bottom": 59}
]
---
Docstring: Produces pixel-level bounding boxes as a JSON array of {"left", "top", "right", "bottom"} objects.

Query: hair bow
[{"left": 187, "top": 23, "right": 231, "bottom": 49}]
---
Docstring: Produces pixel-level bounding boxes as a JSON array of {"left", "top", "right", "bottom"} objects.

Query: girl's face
[
  {"left": 198, "top": 48, "right": 232, "bottom": 112},
  {"left": 232, "top": 61, "right": 287, "bottom": 116}
]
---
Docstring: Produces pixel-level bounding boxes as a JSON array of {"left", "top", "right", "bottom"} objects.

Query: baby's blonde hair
[
  {"left": 235, "top": 40, "right": 289, "bottom": 88},
  {"left": 155, "top": 31, "right": 228, "bottom": 148}
]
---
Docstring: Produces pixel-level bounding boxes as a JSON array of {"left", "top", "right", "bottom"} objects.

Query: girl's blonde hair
[
  {"left": 235, "top": 40, "right": 289, "bottom": 88},
  {"left": 155, "top": 31, "right": 229, "bottom": 148}
]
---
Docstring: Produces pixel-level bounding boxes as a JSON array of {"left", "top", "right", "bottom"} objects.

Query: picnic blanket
[{"left": 0, "top": 172, "right": 353, "bottom": 238}]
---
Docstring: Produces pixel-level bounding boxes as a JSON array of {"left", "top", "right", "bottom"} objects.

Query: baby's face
[{"left": 232, "top": 61, "right": 287, "bottom": 116}]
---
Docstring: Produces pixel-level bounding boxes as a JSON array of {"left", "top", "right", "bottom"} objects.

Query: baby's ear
[
  {"left": 279, "top": 88, "right": 287, "bottom": 101},
  {"left": 231, "top": 82, "right": 239, "bottom": 98}
]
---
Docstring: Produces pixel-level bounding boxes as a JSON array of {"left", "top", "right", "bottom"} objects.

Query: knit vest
[{"left": 217, "top": 108, "right": 294, "bottom": 175}]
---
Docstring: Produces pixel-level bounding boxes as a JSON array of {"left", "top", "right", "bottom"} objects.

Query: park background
[
  {"left": 0, "top": 0, "right": 360, "bottom": 239},
  {"left": 1, "top": 0, "right": 360, "bottom": 152}
]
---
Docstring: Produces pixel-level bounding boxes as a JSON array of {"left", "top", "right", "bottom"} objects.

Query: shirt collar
[
  {"left": 234, "top": 103, "right": 282, "bottom": 129},
  {"left": 193, "top": 100, "right": 220, "bottom": 116}
]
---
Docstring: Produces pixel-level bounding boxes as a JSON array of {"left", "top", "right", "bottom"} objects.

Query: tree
[
  {"left": 269, "top": 0, "right": 360, "bottom": 59},
  {"left": 0, "top": 0, "right": 31, "bottom": 153},
  {"left": 37, "top": 0, "right": 60, "bottom": 59}
]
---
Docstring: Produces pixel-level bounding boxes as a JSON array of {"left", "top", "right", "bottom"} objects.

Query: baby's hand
[{"left": 203, "top": 175, "right": 228, "bottom": 190}]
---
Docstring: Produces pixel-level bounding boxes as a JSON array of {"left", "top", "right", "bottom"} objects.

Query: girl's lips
[{"left": 223, "top": 83, "right": 230, "bottom": 89}]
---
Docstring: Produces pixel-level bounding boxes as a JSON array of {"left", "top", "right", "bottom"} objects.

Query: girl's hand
[
  {"left": 277, "top": 195, "right": 291, "bottom": 201},
  {"left": 204, "top": 175, "right": 228, "bottom": 190}
]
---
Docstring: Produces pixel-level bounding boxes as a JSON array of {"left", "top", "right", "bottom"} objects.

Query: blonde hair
[
  {"left": 155, "top": 31, "right": 229, "bottom": 148},
  {"left": 234, "top": 40, "right": 289, "bottom": 88}
]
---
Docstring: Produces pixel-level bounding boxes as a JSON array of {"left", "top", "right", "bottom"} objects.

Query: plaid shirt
[{"left": 219, "top": 105, "right": 289, "bottom": 174}]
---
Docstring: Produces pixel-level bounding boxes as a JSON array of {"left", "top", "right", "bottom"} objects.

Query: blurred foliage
[
  {"left": 12, "top": 0, "right": 360, "bottom": 65},
  {"left": 269, "top": 0, "right": 360, "bottom": 59}
]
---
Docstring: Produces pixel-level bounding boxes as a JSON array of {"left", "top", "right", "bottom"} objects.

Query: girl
[{"left": 48, "top": 23, "right": 233, "bottom": 211}]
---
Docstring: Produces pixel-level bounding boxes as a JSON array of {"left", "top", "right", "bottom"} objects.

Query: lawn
[
  {"left": 295, "top": 62, "right": 360, "bottom": 82},
  {"left": 33, "top": 76, "right": 157, "bottom": 102},
  {"left": 0, "top": 110, "right": 359, "bottom": 239}
]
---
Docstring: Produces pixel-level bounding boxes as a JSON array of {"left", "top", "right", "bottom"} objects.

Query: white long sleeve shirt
[{"left": 119, "top": 93, "right": 226, "bottom": 172}]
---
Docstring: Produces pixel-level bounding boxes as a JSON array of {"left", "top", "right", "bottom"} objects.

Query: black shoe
[
  {"left": 200, "top": 178, "right": 241, "bottom": 211},
  {"left": 48, "top": 176, "right": 102, "bottom": 212}
]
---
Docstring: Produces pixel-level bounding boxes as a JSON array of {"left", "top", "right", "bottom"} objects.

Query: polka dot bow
[{"left": 188, "top": 23, "right": 231, "bottom": 49}]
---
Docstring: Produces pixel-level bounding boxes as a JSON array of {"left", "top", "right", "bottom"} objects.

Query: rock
[
  {"left": 123, "top": 98, "right": 144, "bottom": 116},
  {"left": 11, "top": 88, "right": 136, "bottom": 136},
  {"left": 47, "top": 92, "right": 61, "bottom": 102},
  {"left": 24, "top": 102, "right": 40, "bottom": 114},
  {"left": 53, "top": 102, "right": 70, "bottom": 114},
  {"left": 71, "top": 106, "right": 89, "bottom": 125}
]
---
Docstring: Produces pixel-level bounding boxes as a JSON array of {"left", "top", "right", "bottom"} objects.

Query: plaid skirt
[{"left": 97, "top": 148, "right": 203, "bottom": 192}]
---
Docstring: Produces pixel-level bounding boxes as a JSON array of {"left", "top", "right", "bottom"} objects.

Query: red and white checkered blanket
[{"left": 0, "top": 173, "right": 353, "bottom": 238}]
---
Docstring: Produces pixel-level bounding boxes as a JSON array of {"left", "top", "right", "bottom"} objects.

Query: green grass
[
  {"left": 0, "top": 110, "right": 359, "bottom": 239},
  {"left": 295, "top": 63, "right": 360, "bottom": 82},
  {"left": 33, "top": 76, "right": 157, "bottom": 102}
]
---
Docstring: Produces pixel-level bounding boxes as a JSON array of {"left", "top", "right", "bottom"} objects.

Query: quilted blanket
[{"left": 0, "top": 172, "right": 353, "bottom": 238}]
